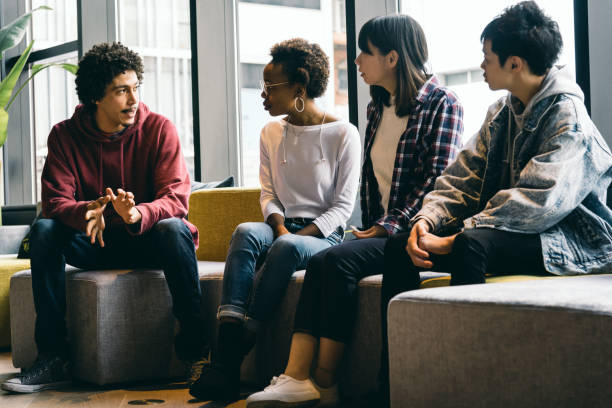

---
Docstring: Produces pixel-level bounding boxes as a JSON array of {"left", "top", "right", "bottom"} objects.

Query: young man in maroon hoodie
[{"left": 2, "top": 43, "right": 207, "bottom": 393}]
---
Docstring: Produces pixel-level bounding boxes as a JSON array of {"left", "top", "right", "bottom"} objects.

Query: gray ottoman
[
  {"left": 387, "top": 275, "right": 612, "bottom": 408},
  {"left": 10, "top": 261, "right": 226, "bottom": 385}
]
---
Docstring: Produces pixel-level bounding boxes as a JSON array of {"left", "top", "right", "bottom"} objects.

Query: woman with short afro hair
[{"left": 189, "top": 38, "right": 362, "bottom": 402}]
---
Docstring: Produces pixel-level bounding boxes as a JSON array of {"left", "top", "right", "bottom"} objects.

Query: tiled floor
[{"left": 0, "top": 351, "right": 247, "bottom": 408}]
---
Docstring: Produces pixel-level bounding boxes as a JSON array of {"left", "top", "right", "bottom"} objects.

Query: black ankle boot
[{"left": 189, "top": 321, "right": 244, "bottom": 401}]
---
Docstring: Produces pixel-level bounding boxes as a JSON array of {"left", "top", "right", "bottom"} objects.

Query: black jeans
[
  {"left": 379, "top": 227, "right": 548, "bottom": 392},
  {"left": 293, "top": 237, "right": 387, "bottom": 342},
  {"left": 29, "top": 217, "right": 205, "bottom": 361}
]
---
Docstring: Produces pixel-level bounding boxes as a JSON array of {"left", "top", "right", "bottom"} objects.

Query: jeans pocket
[{"left": 327, "top": 228, "right": 344, "bottom": 245}]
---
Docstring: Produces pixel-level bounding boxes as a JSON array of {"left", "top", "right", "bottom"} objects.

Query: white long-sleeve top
[{"left": 259, "top": 118, "right": 362, "bottom": 237}]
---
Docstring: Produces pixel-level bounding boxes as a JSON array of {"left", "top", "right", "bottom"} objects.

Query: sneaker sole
[
  {"left": 1, "top": 380, "right": 71, "bottom": 393},
  {"left": 247, "top": 399, "right": 320, "bottom": 408}
]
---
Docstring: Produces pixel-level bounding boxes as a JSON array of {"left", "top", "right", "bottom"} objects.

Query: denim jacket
[{"left": 414, "top": 66, "right": 612, "bottom": 275}]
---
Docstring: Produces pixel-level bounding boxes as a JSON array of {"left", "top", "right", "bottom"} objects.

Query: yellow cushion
[
  {"left": 0, "top": 257, "right": 31, "bottom": 347},
  {"left": 420, "top": 273, "right": 555, "bottom": 289},
  {"left": 189, "top": 187, "right": 263, "bottom": 261}
]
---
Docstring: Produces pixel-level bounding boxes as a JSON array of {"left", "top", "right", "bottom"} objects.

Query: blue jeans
[
  {"left": 30, "top": 217, "right": 205, "bottom": 361},
  {"left": 218, "top": 219, "right": 342, "bottom": 331}
]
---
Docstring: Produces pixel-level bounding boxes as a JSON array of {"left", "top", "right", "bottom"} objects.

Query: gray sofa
[
  {"left": 8, "top": 186, "right": 612, "bottom": 407},
  {"left": 387, "top": 275, "right": 612, "bottom": 408},
  {"left": 9, "top": 264, "right": 385, "bottom": 397}
]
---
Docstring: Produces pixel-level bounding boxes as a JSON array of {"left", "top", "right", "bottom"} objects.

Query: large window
[
  {"left": 29, "top": 0, "right": 79, "bottom": 201},
  {"left": 400, "top": 0, "right": 575, "bottom": 142},
  {"left": 32, "top": 53, "right": 78, "bottom": 201},
  {"left": 118, "top": 0, "right": 195, "bottom": 179},
  {"left": 31, "top": 0, "right": 78, "bottom": 50},
  {"left": 237, "top": 0, "right": 349, "bottom": 186}
]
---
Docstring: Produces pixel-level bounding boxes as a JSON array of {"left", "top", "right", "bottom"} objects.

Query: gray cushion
[
  {"left": 0, "top": 225, "right": 30, "bottom": 255},
  {"left": 387, "top": 275, "right": 612, "bottom": 408}
]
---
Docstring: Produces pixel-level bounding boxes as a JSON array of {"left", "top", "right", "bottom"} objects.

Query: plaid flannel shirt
[{"left": 360, "top": 76, "right": 463, "bottom": 235}]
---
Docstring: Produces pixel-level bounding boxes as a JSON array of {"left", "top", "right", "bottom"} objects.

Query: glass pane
[
  {"left": 31, "top": 52, "right": 79, "bottom": 202},
  {"left": 238, "top": 0, "right": 348, "bottom": 187},
  {"left": 30, "top": 0, "right": 78, "bottom": 50},
  {"left": 400, "top": 0, "right": 575, "bottom": 143},
  {"left": 118, "top": 0, "right": 195, "bottom": 179}
]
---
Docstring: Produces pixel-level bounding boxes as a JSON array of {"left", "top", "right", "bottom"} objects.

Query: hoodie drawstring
[
  {"left": 97, "top": 139, "right": 126, "bottom": 196},
  {"left": 282, "top": 112, "right": 327, "bottom": 165},
  {"left": 318, "top": 111, "right": 327, "bottom": 162},
  {"left": 120, "top": 140, "right": 125, "bottom": 190},
  {"left": 98, "top": 144, "right": 103, "bottom": 196}
]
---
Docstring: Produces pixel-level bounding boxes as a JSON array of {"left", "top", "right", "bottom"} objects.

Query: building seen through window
[
  {"left": 238, "top": 0, "right": 348, "bottom": 187},
  {"left": 118, "top": 0, "right": 195, "bottom": 180}
]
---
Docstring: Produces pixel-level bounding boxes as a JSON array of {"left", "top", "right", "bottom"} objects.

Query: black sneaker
[
  {"left": 1, "top": 355, "right": 71, "bottom": 393},
  {"left": 188, "top": 361, "right": 239, "bottom": 402}
]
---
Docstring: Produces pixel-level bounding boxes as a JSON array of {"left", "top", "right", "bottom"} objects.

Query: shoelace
[
  {"left": 187, "top": 356, "right": 210, "bottom": 385},
  {"left": 265, "top": 375, "right": 281, "bottom": 390}
]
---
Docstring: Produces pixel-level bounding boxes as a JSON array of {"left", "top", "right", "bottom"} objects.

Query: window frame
[
  {"left": 1, "top": 0, "right": 203, "bottom": 204},
  {"left": 0, "top": 0, "right": 603, "bottom": 204}
]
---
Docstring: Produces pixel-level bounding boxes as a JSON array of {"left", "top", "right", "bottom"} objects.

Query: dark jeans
[
  {"left": 379, "top": 227, "right": 548, "bottom": 392},
  {"left": 293, "top": 237, "right": 387, "bottom": 342},
  {"left": 30, "top": 217, "right": 205, "bottom": 361}
]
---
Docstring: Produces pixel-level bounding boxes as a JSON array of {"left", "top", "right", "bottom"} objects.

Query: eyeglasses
[{"left": 260, "top": 80, "right": 289, "bottom": 96}]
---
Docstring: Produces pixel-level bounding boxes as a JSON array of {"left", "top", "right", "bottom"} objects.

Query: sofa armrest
[
  {"left": 0, "top": 225, "right": 29, "bottom": 255},
  {"left": 188, "top": 187, "right": 262, "bottom": 261}
]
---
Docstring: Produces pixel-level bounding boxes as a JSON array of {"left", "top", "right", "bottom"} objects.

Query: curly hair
[
  {"left": 481, "top": 1, "right": 562, "bottom": 76},
  {"left": 270, "top": 38, "right": 329, "bottom": 99},
  {"left": 75, "top": 42, "right": 144, "bottom": 109}
]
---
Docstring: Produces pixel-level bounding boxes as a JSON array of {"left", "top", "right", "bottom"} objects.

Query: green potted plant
[{"left": 0, "top": 6, "right": 77, "bottom": 225}]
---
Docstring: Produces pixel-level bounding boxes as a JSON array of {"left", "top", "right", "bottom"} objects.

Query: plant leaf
[
  {"left": 0, "top": 107, "right": 8, "bottom": 149},
  {"left": 0, "top": 41, "right": 34, "bottom": 109},
  {"left": 60, "top": 63, "right": 79, "bottom": 75},
  {"left": 0, "top": 6, "right": 52, "bottom": 54},
  {"left": 31, "top": 63, "right": 52, "bottom": 76},
  {"left": 6, "top": 62, "right": 77, "bottom": 110}
]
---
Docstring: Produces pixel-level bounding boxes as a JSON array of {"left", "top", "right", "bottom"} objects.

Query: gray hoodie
[{"left": 414, "top": 66, "right": 612, "bottom": 275}]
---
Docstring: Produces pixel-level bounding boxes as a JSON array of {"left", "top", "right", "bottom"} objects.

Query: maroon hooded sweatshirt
[{"left": 41, "top": 102, "right": 199, "bottom": 247}]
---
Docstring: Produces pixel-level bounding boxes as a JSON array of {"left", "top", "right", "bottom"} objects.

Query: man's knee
[
  {"left": 29, "top": 219, "right": 71, "bottom": 256},
  {"left": 384, "top": 231, "right": 410, "bottom": 256},
  {"left": 153, "top": 218, "right": 189, "bottom": 238},
  {"left": 452, "top": 229, "right": 485, "bottom": 258},
  {"left": 30, "top": 218, "right": 63, "bottom": 242}
]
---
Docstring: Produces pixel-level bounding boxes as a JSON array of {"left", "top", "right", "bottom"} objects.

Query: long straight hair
[{"left": 358, "top": 14, "right": 429, "bottom": 117}]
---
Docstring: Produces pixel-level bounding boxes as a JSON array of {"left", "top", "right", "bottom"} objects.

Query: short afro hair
[
  {"left": 270, "top": 38, "right": 329, "bottom": 99},
  {"left": 75, "top": 42, "right": 144, "bottom": 110},
  {"left": 481, "top": 1, "right": 562, "bottom": 76}
]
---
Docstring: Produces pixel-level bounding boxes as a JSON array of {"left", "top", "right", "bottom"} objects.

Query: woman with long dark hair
[{"left": 246, "top": 15, "right": 463, "bottom": 407}]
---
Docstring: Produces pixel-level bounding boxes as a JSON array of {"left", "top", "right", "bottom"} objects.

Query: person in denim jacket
[{"left": 380, "top": 1, "right": 612, "bottom": 406}]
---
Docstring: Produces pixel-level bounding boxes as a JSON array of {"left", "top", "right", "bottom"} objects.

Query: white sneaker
[
  {"left": 246, "top": 374, "right": 321, "bottom": 408},
  {"left": 312, "top": 380, "right": 339, "bottom": 407}
]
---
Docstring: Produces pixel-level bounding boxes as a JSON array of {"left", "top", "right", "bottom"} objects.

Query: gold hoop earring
[{"left": 294, "top": 96, "right": 305, "bottom": 113}]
